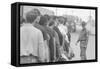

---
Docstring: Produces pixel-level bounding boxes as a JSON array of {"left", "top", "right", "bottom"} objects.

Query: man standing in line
[
  {"left": 57, "top": 17, "right": 70, "bottom": 61},
  {"left": 20, "top": 10, "right": 45, "bottom": 63},
  {"left": 32, "top": 9, "right": 50, "bottom": 62},
  {"left": 39, "top": 15, "right": 56, "bottom": 62}
]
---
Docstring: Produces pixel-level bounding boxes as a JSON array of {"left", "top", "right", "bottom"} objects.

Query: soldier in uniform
[{"left": 76, "top": 21, "right": 89, "bottom": 60}]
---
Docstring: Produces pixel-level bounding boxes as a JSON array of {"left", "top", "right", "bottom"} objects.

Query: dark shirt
[
  {"left": 79, "top": 28, "right": 88, "bottom": 41},
  {"left": 67, "top": 32, "right": 71, "bottom": 42},
  {"left": 43, "top": 26, "right": 55, "bottom": 61},
  {"left": 53, "top": 26, "right": 63, "bottom": 46},
  {"left": 34, "top": 24, "right": 49, "bottom": 40},
  {"left": 43, "top": 26, "right": 55, "bottom": 40},
  {"left": 79, "top": 28, "right": 89, "bottom": 47}
]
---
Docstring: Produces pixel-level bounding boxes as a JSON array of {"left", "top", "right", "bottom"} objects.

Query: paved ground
[
  {"left": 20, "top": 32, "right": 95, "bottom": 63},
  {"left": 70, "top": 32, "right": 95, "bottom": 61}
]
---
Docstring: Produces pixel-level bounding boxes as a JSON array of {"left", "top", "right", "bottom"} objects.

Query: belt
[
  {"left": 21, "top": 54, "right": 39, "bottom": 59},
  {"left": 80, "top": 40, "right": 86, "bottom": 41},
  {"left": 21, "top": 54, "right": 41, "bottom": 62}
]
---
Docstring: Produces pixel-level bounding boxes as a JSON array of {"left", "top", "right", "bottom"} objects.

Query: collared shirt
[
  {"left": 58, "top": 24, "right": 69, "bottom": 43},
  {"left": 20, "top": 23, "right": 45, "bottom": 61},
  {"left": 58, "top": 24, "right": 68, "bottom": 35}
]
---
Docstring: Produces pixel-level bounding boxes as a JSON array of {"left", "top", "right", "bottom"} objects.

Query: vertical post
[
  {"left": 22, "top": 6, "right": 24, "bottom": 17},
  {"left": 20, "top": 6, "right": 24, "bottom": 17},
  {"left": 56, "top": 8, "right": 57, "bottom": 16}
]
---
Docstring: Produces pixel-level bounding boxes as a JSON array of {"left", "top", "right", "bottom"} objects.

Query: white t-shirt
[
  {"left": 20, "top": 23, "right": 45, "bottom": 61},
  {"left": 58, "top": 24, "right": 69, "bottom": 43}
]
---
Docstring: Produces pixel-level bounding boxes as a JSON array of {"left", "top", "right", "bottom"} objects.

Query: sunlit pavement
[{"left": 70, "top": 32, "right": 95, "bottom": 61}]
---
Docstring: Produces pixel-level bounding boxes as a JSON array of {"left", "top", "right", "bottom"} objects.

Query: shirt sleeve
[{"left": 38, "top": 30, "right": 45, "bottom": 62}]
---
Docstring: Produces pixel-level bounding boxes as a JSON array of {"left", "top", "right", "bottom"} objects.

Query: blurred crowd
[{"left": 20, "top": 8, "right": 89, "bottom": 64}]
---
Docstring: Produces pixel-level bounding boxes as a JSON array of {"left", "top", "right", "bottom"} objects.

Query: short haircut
[
  {"left": 33, "top": 8, "right": 41, "bottom": 16},
  {"left": 39, "top": 15, "right": 48, "bottom": 26},
  {"left": 49, "top": 20, "right": 55, "bottom": 26},
  {"left": 26, "top": 11, "right": 38, "bottom": 23},
  {"left": 82, "top": 21, "right": 86, "bottom": 27},
  {"left": 58, "top": 16, "right": 65, "bottom": 24},
  {"left": 44, "top": 14, "right": 51, "bottom": 21}
]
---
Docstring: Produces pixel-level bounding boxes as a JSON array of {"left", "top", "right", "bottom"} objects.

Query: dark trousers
[
  {"left": 48, "top": 38, "right": 55, "bottom": 62},
  {"left": 49, "top": 44, "right": 55, "bottom": 62},
  {"left": 80, "top": 46, "right": 87, "bottom": 60},
  {"left": 64, "top": 40, "right": 69, "bottom": 53}
]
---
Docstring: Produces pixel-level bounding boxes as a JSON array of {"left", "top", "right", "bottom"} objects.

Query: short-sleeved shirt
[
  {"left": 34, "top": 24, "right": 49, "bottom": 40},
  {"left": 20, "top": 23, "right": 45, "bottom": 60},
  {"left": 79, "top": 28, "right": 88, "bottom": 41},
  {"left": 79, "top": 28, "right": 89, "bottom": 47}
]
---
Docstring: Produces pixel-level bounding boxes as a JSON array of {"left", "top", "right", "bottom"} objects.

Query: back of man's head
[
  {"left": 39, "top": 15, "right": 48, "bottom": 26},
  {"left": 26, "top": 11, "right": 38, "bottom": 24},
  {"left": 82, "top": 21, "right": 86, "bottom": 27}
]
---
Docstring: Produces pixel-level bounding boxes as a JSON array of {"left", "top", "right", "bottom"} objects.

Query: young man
[
  {"left": 76, "top": 21, "right": 89, "bottom": 60},
  {"left": 48, "top": 20, "right": 61, "bottom": 61},
  {"left": 53, "top": 16, "right": 64, "bottom": 47},
  {"left": 32, "top": 10, "right": 50, "bottom": 62},
  {"left": 56, "top": 17, "right": 69, "bottom": 61},
  {"left": 57, "top": 17, "right": 74, "bottom": 61},
  {"left": 58, "top": 17, "right": 69, "bottom": 44},
  {"left": 39, "top": 15, "right": 56, "bottom": 62},
  {"left": 20, "top": 10, "right": 45, "bottom": 63}
]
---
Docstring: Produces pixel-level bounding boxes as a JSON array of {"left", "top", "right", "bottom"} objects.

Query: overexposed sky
[
  {"left": 22, "top": 6, "right": 95, "bottom": 22},
  {"left": 41, "top": 6, "right": 95, "bottom": 22}
]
